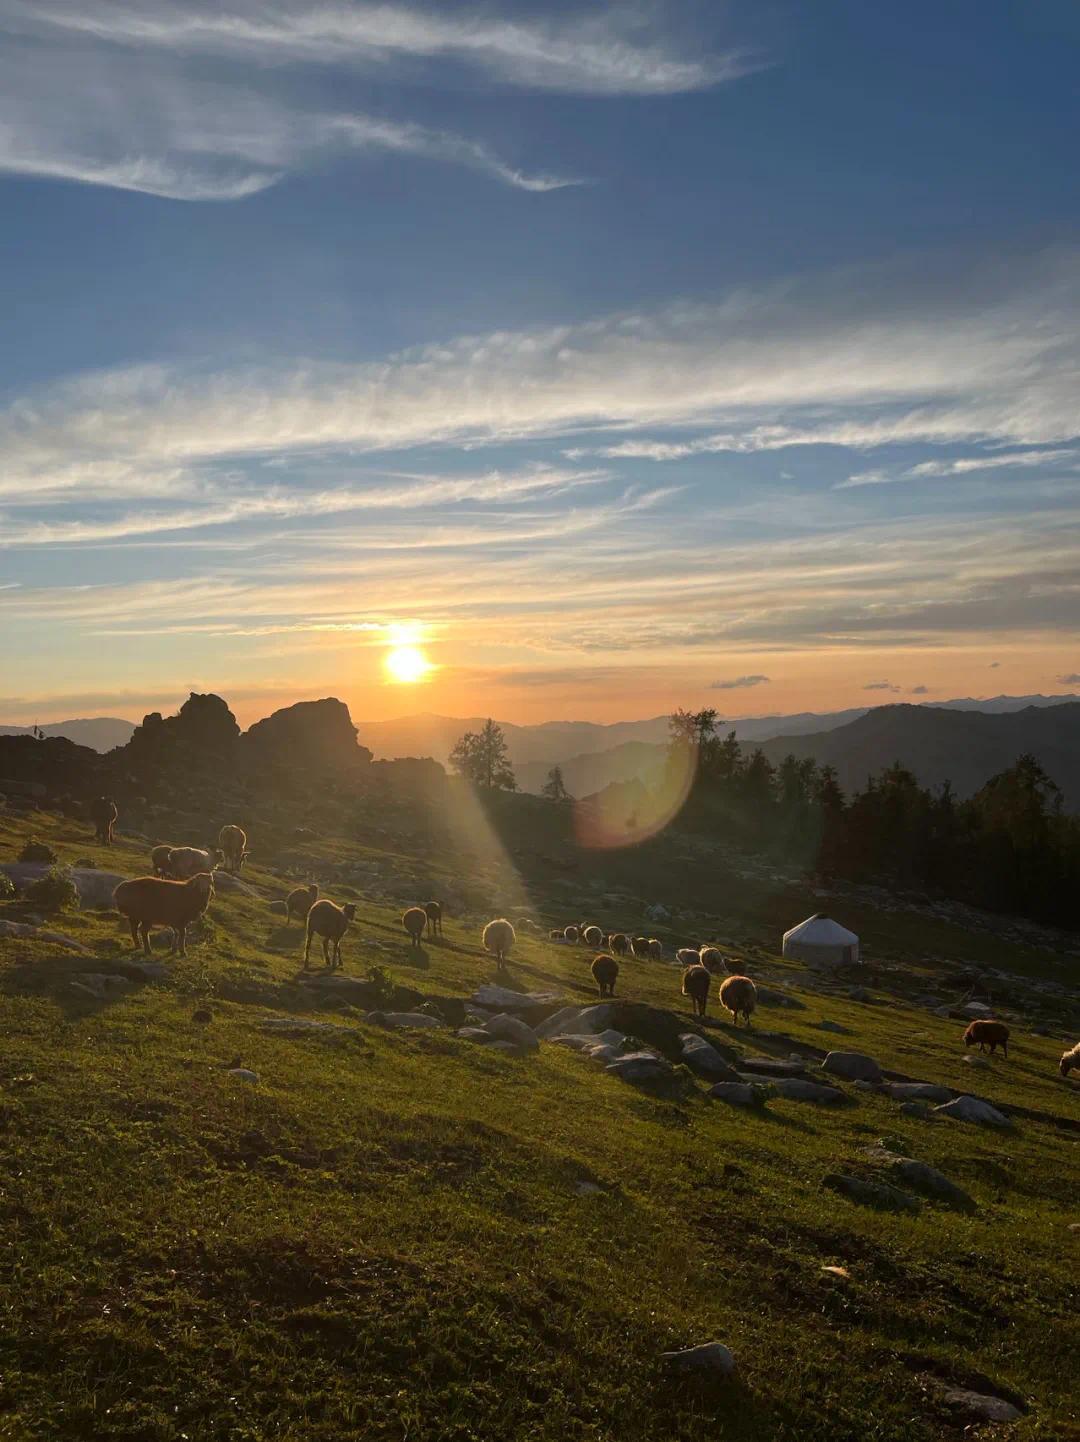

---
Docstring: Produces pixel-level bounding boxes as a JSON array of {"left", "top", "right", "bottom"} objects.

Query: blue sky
[{"left": 1, "top": 0, "right": 1078, "bottom": 724}]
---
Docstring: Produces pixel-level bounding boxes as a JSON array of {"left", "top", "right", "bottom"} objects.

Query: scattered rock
[
  {"left": 823, "top": 1172, "right": 920, "bottom": 1212},
  {"left": 471, "top": 984, "right": 565, "bottom": 1011},
  {"left": 708, "top": 1083, "right": 763, "bottom": 1108},
  {"left": 660, "top": 1342, "right": 735, "bottom": 1377},
  {"left": 821, "top": 1051, "right": 882, "bottom": 1083},
  {"left": 771, "top": 1078, "right": 845, "bottom": 1104},
  {"left": 69, "top": 973, "right": 134, "bottom": 1001},
  {"left": 962, "top": 1054, "right": 991, "bottom": 1069},
  {"left": 679, "top": 1033, "right": 742, "bottom": 1081},
  {"left": 900, "top": 1101, "right": 934, "bottom": 1120},
  {"left": 228, "top": 1068, "right": 260, "bottom": 1083},
  {"left": 816, "top": 1020, "right": 850, "bottom": 1034},
  {"left": 862, "top": 1146, "right": 976, "bottom": 1210},
  {"left": 366, "top": 1011, "right": 443, "bottom": 1030},
  {"left": 739, "top": 1056, "right": 807, "bottom": 1078},
  {"left": 606, "top": 1051, "right": 673, "bottom": 1084},
  {"left": 962, "top": 1001, "right": 994, "bottom": 1017},
  {"left": 941, "top": 1388, "right": 1022, "bottom": 1424},
  {"left": 481, "top": 1013, "right": 540, "bottom": 1053},
  {"left": 886, "top": 1082, "right": 953, "bottom": 1103},
  {"left": 934, "top": 1095, "right": 1012, "bottom": 1128},
  {"left": 573, "top": 1180, "right": 605, "bottom": 1196},
  {"left": 0, "top": 918, "right": 89, "bottom": 952}
]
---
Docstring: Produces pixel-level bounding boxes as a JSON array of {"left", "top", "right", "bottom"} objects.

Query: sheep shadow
[{"left": 393, "top": 944, "right": 431, "bottom": 971}]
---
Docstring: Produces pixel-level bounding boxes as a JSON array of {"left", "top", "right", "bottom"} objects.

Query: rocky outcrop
[{"left": 242, "top": 699, "right": 372, "bottom": 771}]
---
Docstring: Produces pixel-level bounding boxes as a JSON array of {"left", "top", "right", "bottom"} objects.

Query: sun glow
[{"left": 384, "top": 644, "right": 432, "bottom": 684}]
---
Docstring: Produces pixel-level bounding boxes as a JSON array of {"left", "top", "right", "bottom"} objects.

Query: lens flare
[
  {"left": 384, "top": 645, "right": 432, "bottom": 683},
  {"left": 574, "top": 742, "right": 696, "bottom": 849}
]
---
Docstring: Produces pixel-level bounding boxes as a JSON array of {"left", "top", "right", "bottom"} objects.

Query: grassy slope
[{"left": 0, "top": 807, "right": 1077, "bottom": 1441}]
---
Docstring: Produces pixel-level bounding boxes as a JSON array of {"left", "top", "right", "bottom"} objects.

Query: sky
[{"left": 1, "top": 0, "right": 1078, "bottom": 728}]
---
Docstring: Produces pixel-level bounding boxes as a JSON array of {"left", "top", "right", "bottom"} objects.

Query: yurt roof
[{"left": 783, "top": 913, "right": 859, "bottom": 946}]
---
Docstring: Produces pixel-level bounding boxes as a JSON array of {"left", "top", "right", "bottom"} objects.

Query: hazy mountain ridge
[{"left": 0, "top": 718, "right": 135, "bottom": 752}]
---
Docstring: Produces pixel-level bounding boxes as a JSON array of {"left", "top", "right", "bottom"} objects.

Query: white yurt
[{"left": 782, "top": 913, "right": 860, "bottom": 969}]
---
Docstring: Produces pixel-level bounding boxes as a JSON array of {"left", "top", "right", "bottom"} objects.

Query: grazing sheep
[
  {"left": 150, "top": 843, "right": 176, "bottom": 877},
  {"left": 591, "top": 953, "right": 619, "bottom": 999},
  {"left": 632, "top": 935, "right": 651, "bottom": 958},
  {"left": 402, "top": 906, "right": 427, "bottom": 947},
  {"left": 564, "top": 925, "right": 579, "bottom": 944},
  {"left": 676, "top": 947, "right": 701, "bottom": 967},
  {"left": 647, "top": 938, "right": 664, "bottom": 960},
  {"left": 1059, "top": 1042, "right": 1080, "bottom": 1078},
  {"left": 304, "top": 899, "right": 357, "bottom": 971},
  {"left": 682, "top": 964, "right": 711, "bottom": 1018},
  {"left": 483, "top": 918, "right": 516, "bottom": 970},
  {"left": 166, "top": 846, "right": 223, "bottom": 881},
  {"left": 424, "top": 900, "right": 443, "bottom": 937},
  {"left": 548, "top": 928, "right": 563, "bottom": 941},
  {"left": 285, "top": 883, "right": 319, "bottom": 927},
  {"left": 90, "top": 796, "right": 117, "bottom": 845},
  {"left": 698, "top": 946, "right": 726, "bottom": 974},
  {"left": 218, "top": 824, "right": 247, "bottom": 874},
  {"left": 113, "top": 872, "right": 213, "bottom": 958},
  {"left": 963, "top": 1019, "right": 1010, "bottom": 1058},
  {"left": 609, "top": 932, "right": 629, "bottom": 956},
  {"left": 719, "top": 975, "right": 757, "bottom": 1028},
  {"left": 582, "top": 924, "right": 603, "bottom": 948}
]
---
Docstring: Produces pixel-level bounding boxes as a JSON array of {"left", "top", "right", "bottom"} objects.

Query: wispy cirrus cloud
[
  {"left": 836, "top": 446, "right": 1078, "bottom": 490},
  {"left": 2, "top": 1, "right": 758, "bottom": 97}
]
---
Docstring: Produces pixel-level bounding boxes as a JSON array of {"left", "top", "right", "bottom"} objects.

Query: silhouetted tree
[
  {"left": 449, "top": 719, "right": 516, "bottom": 791},
  {"left": 542, "top": 765, "right": 571, "bottom": 802}
]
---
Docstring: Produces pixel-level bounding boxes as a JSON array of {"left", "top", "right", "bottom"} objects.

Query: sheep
[
  {"left": 963, "top": 1019, "right": 1010, "bottom": 1058},
  {"left": 676, "top": 947, "right": 701, "bottom": 967},
  {"left": 165, "top": 846, "right": 223, "bottom": 881},
  {"left": 647, "top": 938, "right": 664, "bottom": 960},
  {"left": 150, "top": 843, "right": 176, "bottom": 877},
  {"left": 609, "top": 932, "right": 629, "bottom": 956},
  {"left": 113, "top": 872, "right": 213, "bottom": 957},
  {"left": 632, "top": 935, "right": 651, "bottom": 958},
  {"left": 1059, "top": 1042, "right": 1080, "bottom": 1078},
  {"left": 548, "top": 928, "right": 563, "bottom": 941},
  {"left": 682, "top": 964, "right": 711, "bottom": 1018},
  {"left": 719, "top": 975, "right": 757, "bottom": 1028},
  {"left": 483, "top": 918, "right": 516, "bottom": 971},
  {"left": 591, "top": 953, "right": 619, "bottom": 999},
  {"left": 90, "top": 796, "right": 117, "bottom": 845},
  {"left": 304, "top": 899, "right": 356, "bottom": 970},
  {"left": 698, "top": 945, "right": 725, "bottom": 975},
  {"left": 402, "top": 906, "right": 427, "bottom": 948},
  {"left": 218, "top": 824, "right": 247, "bottom": 874},
  {"left": 564, "top": 925, "right": 579, "bottom": 944},
  {"left": 424, "top": 900, "right": 443, "bottom": 937},
  {"left": 582, "top": 924, "right": 603, "bottom": 949},
  {"left": 285, "top": 883, "right": 319, "bottom": 927}
]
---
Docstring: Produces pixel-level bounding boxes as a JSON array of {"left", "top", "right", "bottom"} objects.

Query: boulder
[
  {"left": 708, "top": 1083, "right": 763, "bottom": 1108},
  {"left": 823, "top": 1173, "right": 920, "bottom": 1212},
  {"left": 228, "top": 1068, "right": 260, "bottom": 1083},
  {"left": 481, "top": 1013, "right": 540, "bottom": 1053},
  {"left": 861, "top": 1147, "right": 976, "bottom": 1210},
  {"left": 471, "top": 984, "right": 565, "bottom": 1012},
  {"left": 679, "top": 1033, "right": 742, "bottom": 1081},
  {"left": 941, "top": 1388, "right": 1022, "bottom": 1424},
  {"left": 535, "top": 1003, "right": 615, "bottom": 1039},
  {"left": 740, "top": 1057, "right": 807, "bottom": 1078},
  {"left": 660, "top": 1342, "right": 735, "bottom": 1377},
  {"left": 605, "top": 1051, "right": 673, "bottom": 1083},
  {"left": 934, "top": 1095, "right": 1012, "bottom": 1128},
  {"left": 821, "top": 1051, "right": 882, "bottom": 1084},
  {"left": 0, "top": 918, "right": 89, "bottom": 952},
  {"left": 886, "top": 1082, "right": 953, "bottom": 1104},
  {"left": 772, "top": 1078, "right": 845, "bottom": 1104},
  {"left": 70, "top": 974, "right": 134, "bottom": 1001},
  {"left": 366, "top": 1011, "right": 444, "bottom": 1030}
]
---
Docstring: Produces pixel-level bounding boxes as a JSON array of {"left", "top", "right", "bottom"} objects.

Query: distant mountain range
[{"left": 0, "top": 718, "right": 136, "bottom": 752}]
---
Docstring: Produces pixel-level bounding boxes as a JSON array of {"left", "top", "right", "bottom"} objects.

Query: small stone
[
  {"left": 366, "top": 1011, "right": 443, "bottom": 1030},
  {"left": 740, "top": 1056, "right": 807, "bottom": 1078},
  {"left": 934, "top": 1095, "right": 1012, "bottom": 1128},
  {"left": 772, "top": 1078, "right": 845, "bottom": 1104},
  {"left": 680, "top": 1033, "right": 741, "bottom": 1081},
  {"left": 821, "top": 1265, "right": 850, "bottom": 1278},
  {"left": 228, "top": 1068, "right": 259, "bottom": 1083},
  {"left": 822, "top": 1051, "right": 882, "bottom": 1083},
  {"left": 887, "top": 1082, "right": 953, "bottom": 1103},
  {"left": 823, "top": 1172, "right": 920, "bottom": 1212},
  {"left": 660, "top": 1342, "right": 735, "bottom": 1377},
  {"left": 708, "top": 1082, "right": 762, "bottom": 1107},
  {"left": 941, "top": 1388, "right": 1022, "bottom": 1424},
  {"left": 573, "top": 1180, "right": 604, "bottom": 1196}
]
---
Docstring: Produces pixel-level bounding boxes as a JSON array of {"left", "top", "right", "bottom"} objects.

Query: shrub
[
  {"left": 25, "top": 867, "right": 78, "bottom": 913},
  {"left": 0, "top": 875, "right": 15, "bottom": 901},
  {"left": 366, "top": 965, "right": 396, "bottom": 1008},
  {"left": 19, "top": 839, "right": 58, "bottom": 865}
]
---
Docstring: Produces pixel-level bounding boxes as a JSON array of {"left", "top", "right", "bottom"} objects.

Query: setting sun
[{"left": 383, "top": 644, "right": 432, "bottom": 684}]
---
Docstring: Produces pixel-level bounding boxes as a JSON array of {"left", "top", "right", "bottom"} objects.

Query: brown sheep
[
  {"left": 647, "top": 938, "right": 664, "bottom": 960},
  {"left": 166, "top": 846, "right": 223, "bottom": 881},
  {"left": 698, "top": 945, "right": 725, "bottom": 974},
  {"left": 304, "top": 899, "right": 356, "bottom": 970},
  {"left": 483, "top": 918, "right": 516, "bottom": 970},
  {"left": 1059, "top": 1042, "right": 1080, "bottom": 1077},
  {"left": 285, "top": 883, "right": 319, "bottom": 927},
  {"left": 609, "top": 932, "right": 629, "bottom": 956},
  {"left": 963, "top": 1019, "right": 1010, "bottom": 1058},
  {"left": 90, "top": 796, "right": 117, "bottom": 845},
  {"left": 218, "top": 824, "right": 247, "bottom": 874},
  {"left": 424, "top": 900, "right": 443, "bottom": 937},
  {"left": 676, "top": 946, "right": 701, "bottom": 967},
  {"left": 682, "top": 964, "right": 710, "bottom": 1017},
  {"left": 632, "top": 935, "right": 651, "bottom": 958},
  {"left": 591, "top": 953, "right": 619, "bottom": 999},
  {"left": 548, "top": 927, "right": 563, "bottom": 941},
  {"left": 150, "top": 843, "right": 176, "bottom": 877},
  {"left": 582, "top": 924, "right": 603, "bottom": 948},
  {"left": 402, "top": 906, "right": 427, "bottom": 947},
  {"left": 719, "top": 975, "right": 757, "bottom": 1028},
  {"left": 564, "top": 925, "right": 579, "bottom": 944},
  {"left": 113, "top": 872, "right": 213, "bottom": 957}
]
